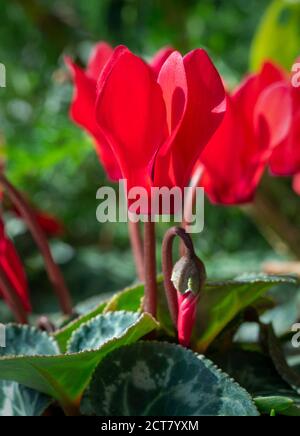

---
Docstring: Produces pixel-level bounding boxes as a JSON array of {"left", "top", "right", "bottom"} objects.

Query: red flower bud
[
  {"left": 177, "top": 290, "right": 199, "bottom": 347},
  {"left": 171, "top": 251, "right": 206, "bottom": 347}
]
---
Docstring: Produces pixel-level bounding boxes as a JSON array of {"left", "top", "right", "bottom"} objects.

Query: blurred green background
[{"left": 0, "top": 0, "right": 299, "bottom": 316}]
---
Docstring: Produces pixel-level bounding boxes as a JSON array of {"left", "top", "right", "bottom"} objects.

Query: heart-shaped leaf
[
  {"left": 194, "top": 275, "right": 296, "bottom": 352},
  {"left": 82, "top": 342, "right": 259, "bottom": 416},
  {"left": 0, "top": 313, "right": 157, "bottom": 415},
  {"left": 54, "top": 282, "right": 144, "bottom": 352},
  {"left": 0, "top": 325, "right": 59, "bottom": 416},
  {"left": 67, "top": 311, "right": 141, "bottom": 353},
  {"left": 54, "top": 302, "right": 107, "bottom": 352},
  {"left": 104, "top": 277, "right": 176, "bottom": 337}
]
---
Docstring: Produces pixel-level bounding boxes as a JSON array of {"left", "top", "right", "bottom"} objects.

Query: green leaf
[
  {"left": 104, "top": 277, "right": 176, "bottom": 337},
  {"left": 0, "top": 325, "right": 59, "bottom": 416},
  {"left": 0, "top": 314, "right": 157, "bottom": 414},
  {"left": 250, "top": 0, "right": 300, "bottom": 71},
  {"left": 194, "top": 275, "right": 296, "bottom": 352},
  {"left": 75, "top": 293, "right": 113, "bottom": 315},
  {"left": 54, "top": 282, "right": 145, "bottom": 353},
  {"left": 104, "top": 282, "right": 144, "bottom": 312},
  {"left": 211, "top": 349, "right": 300, "bottom": 416},
  {"left": 54, "top": 302, "right": 107, "bottom": 353},
  {"left": 83, "top": 342, "right": 259, "bottom": 416},
  {"left": 255, "top": 396, "right": 295, "bottom": 415},
  {"left": 67, "top": 311, "right": 141, "bottom": 353}
]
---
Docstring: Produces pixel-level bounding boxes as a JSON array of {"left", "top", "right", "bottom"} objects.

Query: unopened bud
[{"left": 171, "top": 254, "right": 206, "bottom": 296}]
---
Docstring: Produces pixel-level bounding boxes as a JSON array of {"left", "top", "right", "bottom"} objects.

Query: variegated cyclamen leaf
[
  {"left": 0, "top": 325, "right": 59, "bottom": 416},
  {"left": 54, "top": 301, "right": 108, "bottom": 353},
  {"left": 0, "top": 314, "right": 157, "bottom": 413},
  {"left": 0, "top": 383, "right": 53, "bottom": 417},
  {"left": 83, "top": 342, "right": 259, "bottom": 416},
  {"left": 67, "top": 311, "right": 141, "bottom": 353},
  {"left": 54, "top": 282, "right": 144, "bottom": 352}
]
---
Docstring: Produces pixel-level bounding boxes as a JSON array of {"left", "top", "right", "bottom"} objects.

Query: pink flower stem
[
  {"left": 0, "top": 173, "right": 73, "bottom": 316},
  {"left": 162, "top": 227, "right": 195, "bottom": 326},
  {"left": 143, "top": 220, "right": 157, "bottom": 317},
  {"left": 0, "top": 266, "right": 28, "bottom": 324},
  {"left": 128, "top": 221, "right": 144, "bottom": 282}
]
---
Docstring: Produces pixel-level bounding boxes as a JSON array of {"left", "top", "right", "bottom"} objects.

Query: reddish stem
[
  {"left": 162, "top": 227, "right": 196, "bottom": 326},
  {"left": 0, "top": 174, "right": 73, "bottom": 315},
  {"left": 181, "top": 166, "right": 203, "bottom": 256},
  {"left": 143, "top": 220, "right": 157, "bottom": 317},
  {"left": 128, "top": 221, "right": 144, "bottom": 282},
  {"left": 0, "top": 266, "right": 28, "bottom": 324}
]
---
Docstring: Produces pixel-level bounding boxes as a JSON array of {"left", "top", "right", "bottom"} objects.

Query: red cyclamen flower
[
  {"left": 177, "top": 291, "right": 199, "bottom": 347},
  {"left": 198, "top": 62, "right": 292, "bottom": 205},
  {"left": 66, "top": 43, "right": 178, "bottom": 182},
  {"left": 0, "top": 219, "right": 31, "bottom": 312},
  {"left": 95, "top": 45, "right": 225, "bottom": 210}
]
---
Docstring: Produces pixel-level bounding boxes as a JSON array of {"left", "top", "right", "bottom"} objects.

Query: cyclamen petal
[
  {"left": 177, "top": 291, "right": 199, "bottom": 347},
  {"left": 96, "top": 46, "right": 168, "bottom": 193},
  {"left": 86, "top": 42, "right": 114, "bottom": 81},
  {"left": 0, "top": 220, "right": 31, "bottom": 312},
  {"left": 199, "top": 95, "right": 255, "bottom": 205},
  {"left": 254, "top": 82, "right": 292, "bottom": 149},
  {"left": 150, "top": 46, "right": 175, "bottom": 78},
  {"left": 67, "top": 42, "right": 225, "bottom": 212},
  {"left": 155, "top": 49, "right": 226, "bottom": 189},
  {"left": 270, "top": 85, "right": 300, "bottom": 176}
]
